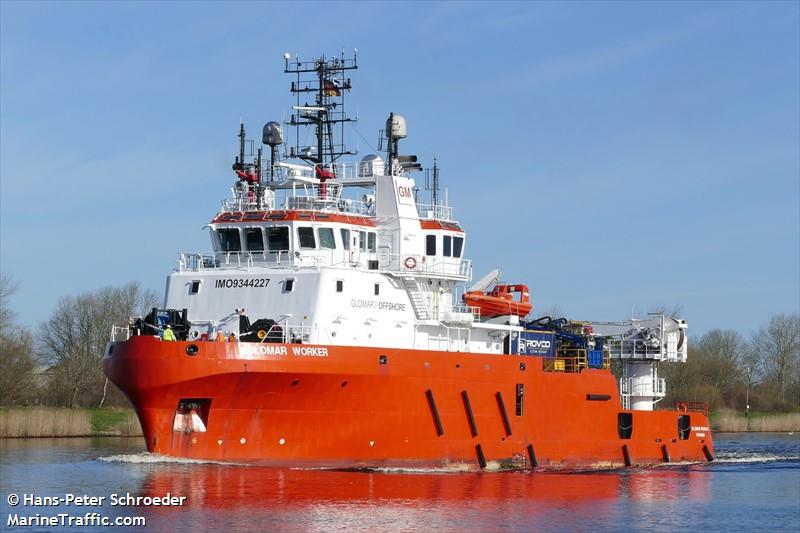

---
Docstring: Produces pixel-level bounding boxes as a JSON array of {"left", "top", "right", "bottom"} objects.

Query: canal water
[{"left": 1, "top": 433, "right": 798, "bottom": 532}]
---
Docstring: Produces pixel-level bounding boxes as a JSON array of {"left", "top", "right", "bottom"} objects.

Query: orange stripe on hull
[{"left": 105, "top": 336, "right": 714, "bottom": 469}]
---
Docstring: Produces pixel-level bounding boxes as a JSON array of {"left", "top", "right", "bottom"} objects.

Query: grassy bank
[
  {"left": 711, "top": 409, "right": 800, "bottom": 432},
  {"left": 0, "top": 407, "right": 142, "bottom": 438}
]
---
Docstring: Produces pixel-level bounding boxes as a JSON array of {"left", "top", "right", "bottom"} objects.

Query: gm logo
[{"left": 397, "top": 185, "right": 413, "bottom": 205}]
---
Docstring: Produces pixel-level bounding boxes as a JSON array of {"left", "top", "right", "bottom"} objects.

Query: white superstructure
[{"left": 141, "top": 51, "right": 692, "bottom": 413}]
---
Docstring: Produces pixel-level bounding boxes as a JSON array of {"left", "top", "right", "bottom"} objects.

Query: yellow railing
[{"left": 542, "top": 347, "right": 611, "bottom": 373}]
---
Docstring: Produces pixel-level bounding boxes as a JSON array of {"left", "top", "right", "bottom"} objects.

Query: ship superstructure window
[
  {"left": 319, "top": 227, "right": 336, "bottom": 249},
  {"left": 443, "top": 235, "right": 452, "bottom": 257},
  {"left": 340, "top": 228, "right": 351, "bottom": 250},
  {"left": 374, "top": 283, "right": 380, "bottom": 296},
  {"left": 367, "top": 232, "right": 376, "bottom": 253},
  {"left": 426, "top": 235, "right": 436, "bottom": 256},
  {"left": 359, "top": 231, "right": 367, "bottom": 252},
  {"left": 245, "top": 228, "right": 264, "bottom": 251},
  {"left": 336, "top": 280, "right": 344, "bottom": 293},
  {"left": 453, "top": 236, "right": 464, "bottom": 258},
  {"left": 283, "top": 278, "right": 295, "bottom": 293},
  {"left": 189, "top": 280, "right": 201, "bottom": 295},
  {"left": 298, "top": 227, "right": 316, "bottom": 249},
  {"left": 267, "top": 227, "right": 290, "bottom": 252},
  {"left": 218, "top": 228, "right": 241, "bottom": 252}
]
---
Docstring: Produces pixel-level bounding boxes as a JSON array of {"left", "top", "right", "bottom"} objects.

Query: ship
[{"left": 104, "top": 51, "right": 714, "bottom": 469}]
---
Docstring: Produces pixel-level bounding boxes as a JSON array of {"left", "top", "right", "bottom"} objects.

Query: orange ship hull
[{"left": 104, "top": 336, "right": 714, "bottom": 469}]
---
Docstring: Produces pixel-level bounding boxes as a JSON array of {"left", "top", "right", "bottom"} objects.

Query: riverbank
[
  {"left": 711, "top": 409, "right": 800, "bottom": 432},
  {"left": 0, "top": 407, "right": 142, "bottom": 438}
]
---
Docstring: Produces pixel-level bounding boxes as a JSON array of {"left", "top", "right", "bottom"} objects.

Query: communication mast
[{"left": 284, "top": 51, "right": 358, "bottom": 175}]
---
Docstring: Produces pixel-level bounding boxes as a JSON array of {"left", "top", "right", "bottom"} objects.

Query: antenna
[
  {"left": 432, "top": 158, "right": 439, "bottom": 207},
  {"left": 234, "top": 122, "right": 246, "bottom": 172},
  {"left": 284, "top": 51, "right": 358, "bottom": 175}
]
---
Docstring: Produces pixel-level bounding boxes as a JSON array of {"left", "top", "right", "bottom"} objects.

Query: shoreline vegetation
[
  {"left": 711, "top": 409, "right": 799, "bottom": 433},
  {"left": 0, "top": 407, "right": 797, "bottom": 438},
  {"left": 0, "top": 407, "right": 143, "bottom": 438}
]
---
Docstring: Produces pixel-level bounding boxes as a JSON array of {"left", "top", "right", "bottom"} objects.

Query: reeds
[
  {"left": 0, "top": 408, "right": 93, "bottom": 437},
  {"left": 713, "top": 409, "right": 800, "bottom": 432},
  {"left": 0, "top": 407, "right": 143, "bottom": 437},
  {"left": 747, "top": 413, "right": 800, "bottom": 432}
]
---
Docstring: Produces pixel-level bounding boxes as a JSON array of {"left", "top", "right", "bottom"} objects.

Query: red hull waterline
[{"left": 104, "top": 336, "right": 714, "bottom": 470}]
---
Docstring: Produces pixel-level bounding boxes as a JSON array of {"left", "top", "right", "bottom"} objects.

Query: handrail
[
  {"left": 619, "top": 377, "right": 667, "bottom": 397},
  {"left": 675, "top": 400, "right": 709, "bottom": 416},
  {"left": 384, "top": 253, "right": 472, "bottom": 280},
  {"left": 415, "top": 203, "right": 454, "bottom": 222},
  {"left": 177, "top": 250, "right": 339, "bottom": 271},
  {"left": 110, "top": 326, "right": 131, "bottom": 342}
]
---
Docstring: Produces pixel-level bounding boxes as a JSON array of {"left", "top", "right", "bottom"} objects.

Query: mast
[
  {"left": 284, "top": 51, "right": 358, "bottom": 173},
  {"left": 432, "top": 158, "right": 439, "bottom": 207}
]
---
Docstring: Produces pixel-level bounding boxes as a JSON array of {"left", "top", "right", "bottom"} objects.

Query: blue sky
[{"left": 1, "top": 1, "right": 798, "bottom": 336}]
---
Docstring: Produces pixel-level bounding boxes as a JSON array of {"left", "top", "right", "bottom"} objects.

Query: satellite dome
[
  {"left": 262, "top": 121, "right": 284, "bottom": 146},
  {"left": 386, "top": 114, "right": 407, "bottom": 139}
]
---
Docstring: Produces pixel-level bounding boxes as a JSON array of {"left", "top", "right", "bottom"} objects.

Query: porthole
[{"left": 186, "top": 344, "right": 199, "bottom": 356}]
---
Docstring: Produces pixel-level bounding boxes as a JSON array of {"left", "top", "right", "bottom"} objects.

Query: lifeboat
[{"left": 462, "top": 284, "right": 532, "bottom": 318}]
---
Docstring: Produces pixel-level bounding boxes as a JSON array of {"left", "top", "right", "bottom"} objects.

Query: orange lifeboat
[{"left": 462, "top": 284, "right": 532, "bottom": 319}]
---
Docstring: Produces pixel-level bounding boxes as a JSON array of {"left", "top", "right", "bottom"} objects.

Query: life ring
[{"left": 404, "top": 257, "right": 417, "bottom": 269}]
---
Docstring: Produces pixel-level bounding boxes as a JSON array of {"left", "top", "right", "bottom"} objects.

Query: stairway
[{"left": 403, "top": 278, "right": 431, "bottom": 320}]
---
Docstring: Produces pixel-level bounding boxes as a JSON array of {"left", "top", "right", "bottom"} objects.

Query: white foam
[
  {"left": 712, "top": 453, "right": 799, "bottom": 464},
  {"left": 296, "top": 462, "right": 476, "bottom": 474},
  {"left": 98, "top": 453, "right": 243, "bottom": 466},
  {"left": 367, "top": 463, "right": 475, "bottom": 474}
]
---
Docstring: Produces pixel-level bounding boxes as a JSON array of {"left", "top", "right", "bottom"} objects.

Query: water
[{"left": 1, "top": 434, "right": 798, "bottom": 532}]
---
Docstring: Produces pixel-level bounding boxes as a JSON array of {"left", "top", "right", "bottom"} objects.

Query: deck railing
[
  {"left": 110, "top": 326, "right": 131, "bottom": 342},
  {"left": 382, "top": 253, "right": 472, "bottom": 280}
]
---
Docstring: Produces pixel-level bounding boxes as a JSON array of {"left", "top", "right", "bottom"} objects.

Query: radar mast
[{"left": 285, "top": 51, "right": 358, "bottom": 176}]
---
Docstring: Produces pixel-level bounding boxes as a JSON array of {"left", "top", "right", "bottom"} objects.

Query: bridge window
[
  {"left": 218, "top": 228, "right": 241, "bottom": 252},
  {"left": 319, "top": 227, "right": 336, "bottom": 249},
  {"left": 298, "top": 227, "right": 316, "bottom": 249},
  {"left": 340, "top": 228, "right": 351, "bottom": 250},
  {"left": 266, "top": 227, "right": 289, "bottom": 252},
  {"left": 426, "top": 235, "right": 436, "bottom": 256},
  {"left": 443, "top": 235, "right": 452, "bottom": 257},
  {"left": 453, "top": 236, "right": 464, "bottom": 258},
  {"left": 244, "top": 228, "right": 264, "bottom": 251},
  {"left": 367, "top": 232, "right": 377, "bottom": 253}
]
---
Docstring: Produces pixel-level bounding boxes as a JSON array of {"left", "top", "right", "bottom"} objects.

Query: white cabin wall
[
  {"left": 311, "top": 269, "right": 415, "bottom": 348},
  {"left": 165, "top": 267, "right": 419, "bottom": 348},
  {"left": 375, "top": 175, "right": 424, "bottom": 259}
]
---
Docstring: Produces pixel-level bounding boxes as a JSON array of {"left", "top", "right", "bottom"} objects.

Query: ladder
[{"left": 403, "top": 278, "right": 431, "bottom": 320}]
